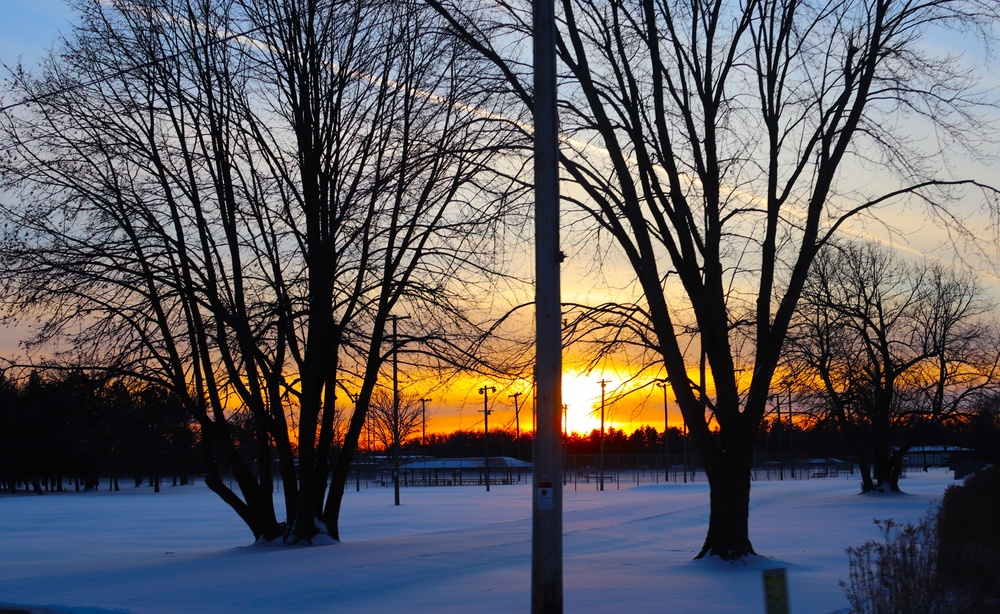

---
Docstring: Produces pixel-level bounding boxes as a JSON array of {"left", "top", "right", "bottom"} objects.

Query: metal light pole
[
  {"left": 510, "top": 391, "right": 523, "bottom": 459},
  {"left": 479, "top": 385, "right": 496, "bottom": 492},
  {"left": 786, "top": 379, "right": 794, "bottom": 479},
  {"left": 598, "top": 379, "right": 610, "bottom": 492},
  {"left": 656, "top": 380, "right": 669, "bottom": 482},
  {"left": 390, "top": 314, "right": 409, "bottom": 506},
  {"left": 532, "top": 0, "right": 563, "bottom": 605},
  {"left": 778, "top": 395, "right": 784, "bottom": 481},
  {"left": 420, "top": 397, "right": 431, "bottom": 447},
  {"left": 683, "top": 417, "right": 689, "bottom": 484}
]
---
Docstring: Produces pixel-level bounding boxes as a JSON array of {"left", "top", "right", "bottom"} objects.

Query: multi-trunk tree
[
  {"left": 0, "top": 0, "right": 521, "bottom": 543},
  {"left": 787, "top": 241, "right": 1000, "bottom": 492},
  {"left": 430, "top": 0, "right": 1000, "bottom": 558}
]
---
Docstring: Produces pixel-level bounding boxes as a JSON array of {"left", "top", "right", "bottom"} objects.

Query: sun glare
[{"left": 560, "top": 371, "right": 616, "bottom": 434}]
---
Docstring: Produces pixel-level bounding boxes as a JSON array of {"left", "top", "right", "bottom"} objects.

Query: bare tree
[
  {"left": 786, "top": 241, "right": 1000, "bottom": 492},
  {"left": 367, "top": 390, "right": 424, "bottom": 456},
  {"left": 0, "top": 0, "right": 520, "bottom": 543},
  {"left": 429, "top": 0, "right": 1000, "bottom": 558}
]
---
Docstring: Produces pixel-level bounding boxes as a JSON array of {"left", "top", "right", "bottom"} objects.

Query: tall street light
[
  {"left": 767, "top": 393, "right": 783, "bottom": 481},
  {"left": 389, "top": 314, "right": 409, "bottom": 506},
  {"left": 784, "top": 378, "right": 794, "bottom": 479},
  {"left": 419, "top": 397, "right": 431, "bottom": 447},
  {"left": 656, "top": 380, "right": 670, "bottom": 482},
  {"left": 598, "top": 379, "right": 610, "bottom": 492},
  {"left": 682, "top": 412, "right": 689, "bottom": 484},
  {"left": 479, "top": 385, "right": 496, "bottom": 492},
  {"left": 510, "top": 391, "right": 523, "bottom": 459}
]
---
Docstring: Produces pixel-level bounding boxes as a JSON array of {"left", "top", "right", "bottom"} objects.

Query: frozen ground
[{"left": 0, "top": 469, "right": 955, "bottom": 613}]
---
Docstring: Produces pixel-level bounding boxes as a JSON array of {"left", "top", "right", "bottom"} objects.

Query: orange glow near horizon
[
  {"left": 417, "top": 368, "right": 680, "bottom": 438},
  {"left": 411, "top": 368, "right": 644, "bottom": 438},
  {"left": 396, "top": 363, "right": 801, "bottom": 439}
]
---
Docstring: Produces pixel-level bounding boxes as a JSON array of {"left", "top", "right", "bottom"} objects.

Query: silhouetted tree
[
  {"left": 1, "top": 0, "right": 519, "bottom": 542},
  {"left": 430, "top": 0, "right": 1000, "bottom": 558},
  {"left": 368, "top": 390, "right": 425, "bottom": 460},
  {"left": 787, "top": 241, "right": 1000, "bottom": 492}
]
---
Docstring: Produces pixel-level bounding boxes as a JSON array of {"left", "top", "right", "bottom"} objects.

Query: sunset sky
[{"left": 2, "top": 1, "right": 998, "bottom": 439}]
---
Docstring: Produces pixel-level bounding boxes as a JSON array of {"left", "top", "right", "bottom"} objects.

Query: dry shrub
[
  {"left": 841, "top": 467, "right": 1000, "bottom": 613},
  {"left": 840, "top": 516, "right": 960, "bottom": 614}
]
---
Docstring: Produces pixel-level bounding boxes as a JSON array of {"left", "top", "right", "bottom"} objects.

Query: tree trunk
[
  {"left": 857, "top": 455, "right": 877, "bottom": 493},
  {"left": 870, "top": 433, "right": 901, "bottom": 492},
  {"left": 869, "top": 461, "right": 902, "bottom": 493},
  {"left": 696, "top": 449, "right": 755, "bottom": 560}
]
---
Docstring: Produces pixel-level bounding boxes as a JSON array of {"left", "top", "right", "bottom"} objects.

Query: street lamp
[
  {"left": 479, "top": 385, "right": 497, "bottom": 492},
  {"left": 598, "top": 379, "right": 610, "bottom": 492},
  {"left": 682, "top": 410, "right": 689, "bottom": 484},
  {"left": 784, "top": 378, "right": 794, "bottom": 479},
  {"left": 510, "top": 391, "right": 523, "bottom": 459},
  {"left": 419, "top": 397, "right": 431, "bottom": 448},
  {"left": 656, "top": 380, "right": 670, "bottom": 482},
  {"left": 389, "top": 314, "right": 410, "bottom": 506},
  {"left": 769, "top": 393, "right": 784, "bottom": 481}
]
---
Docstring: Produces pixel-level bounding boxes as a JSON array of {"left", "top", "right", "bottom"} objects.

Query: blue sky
[{"left": 0, "top": 0, "right": 73, "bottom": 69}]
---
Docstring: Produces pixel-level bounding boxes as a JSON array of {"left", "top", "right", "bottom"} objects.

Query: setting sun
[{"left": 561, "top": 371, "right": 621, "bottom": 435}]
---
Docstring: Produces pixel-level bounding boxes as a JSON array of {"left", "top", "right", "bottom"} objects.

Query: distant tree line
[
  {"left": 4, "top": 376, "right": 995, "bottom": 496},
  {"left": 403, "top": 400, "right": 1000, "bottom": 468},
  {"left": 396, "top": 425, "right": 671, "bottom": 460},
  {"left": 0, "top": 371, "right": 201, "bottom": 494}
]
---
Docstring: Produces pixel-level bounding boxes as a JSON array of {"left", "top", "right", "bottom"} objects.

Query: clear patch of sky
[{"left": 0, "top": 0, "right": 74, "bottom": 70}]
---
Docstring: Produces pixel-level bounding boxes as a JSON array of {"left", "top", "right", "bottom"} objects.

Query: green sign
[{"left": 762, "top": 568, "right": 790, "bottom": 614}]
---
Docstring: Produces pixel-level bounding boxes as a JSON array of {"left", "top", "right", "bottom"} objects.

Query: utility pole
[
  {"left": 532, "top": 0, "right": 563, "bottom": 606},
  {"left": 683, "top": 418, "right": 689, "bottom": 484},
  {"left": 599, "top": 379, "right": 610, "bottom": 492},
  {"left": 656, "top": 380, "right": 669, "bottom": 482},
  {"left": 778, "top": 396, "right": 784, "bottom": 481},
  {"left": 420, "top": 397, "right": 431, "bottom": 447},
  {"left": 510, "top": 391, "right": 523, "bottom": 459},
  {"left": 389, "top": 314, "right": 410, "bottom": 506},
  {"left": 479, "top": 385, "right": 496, "bottom": 492},
  {"left": 786, "top": 379, "right": 794, "bottom": 480}
]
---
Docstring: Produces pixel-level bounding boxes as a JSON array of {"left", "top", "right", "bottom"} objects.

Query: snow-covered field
[{"left": 0, "top": 470, "right": 955, "bottom": 613}]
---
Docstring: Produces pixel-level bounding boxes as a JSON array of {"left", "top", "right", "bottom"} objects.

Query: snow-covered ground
[{"left": 0, "top": 470, "right": 955, "bottom": 613}]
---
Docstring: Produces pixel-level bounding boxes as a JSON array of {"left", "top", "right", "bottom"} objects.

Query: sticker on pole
[{"left": 536, "top": 481, "right": 553, "bottom": 510}]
